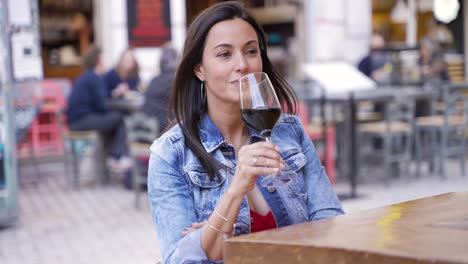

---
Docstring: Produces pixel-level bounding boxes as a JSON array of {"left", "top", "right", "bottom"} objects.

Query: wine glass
[{"left": 239, "top": 72, "right": 296, "bottom": 187}]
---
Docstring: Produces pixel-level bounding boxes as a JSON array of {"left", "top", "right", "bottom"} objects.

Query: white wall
[
  {"left": 94, "top": 0, "right": 373, "bottom": 83},
  {"left": 303, "top": 0, "right": 371, "bottom": 65},
  {"left": 94, "top": 0, "right": 186, "bottom": 85}
]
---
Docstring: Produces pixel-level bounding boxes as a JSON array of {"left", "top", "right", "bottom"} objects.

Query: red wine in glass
[
  {"left": 240, "top": 107, "right": 281, "bottom": 138},
  {"left": 239, "top": 72, "right": 296, "bottom": 187}
]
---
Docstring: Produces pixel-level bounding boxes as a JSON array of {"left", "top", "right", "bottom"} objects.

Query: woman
[
  {"left": 147, "top": 2, "right": 344, "bottom": 263},
  {"left": 419, "top": 38, "right": 449, "bottom": 82},
  {"left": 416, "top": 38, "right": 449, "bottom": 117},
  {"left": 104, "top": 48, "right": 140, "bottom": 98},
  {"left": 141, "top": 46, "right": 178, "bottom": 135}
]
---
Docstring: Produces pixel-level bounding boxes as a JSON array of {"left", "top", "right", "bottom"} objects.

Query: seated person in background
[
  {"left": 358, "top": 33, "right": 391, "bottom": 116},
  {"left": 357, "top": 32, "right": 390, "bottom": 83},
  {"left": 141, "top": 46, "right": 178, "bottom": 135},
  {"left": 66, "top": 46, "right": 130, "bottom": 173},
  {"left": 419, "top": 38, "right": 449, "bottom": 82},
  {"left": 104, "top": 48, "right": 140, "bottom": 98},
  {"left": 416, "top": 38, "right": 449, "bottom": 117}
]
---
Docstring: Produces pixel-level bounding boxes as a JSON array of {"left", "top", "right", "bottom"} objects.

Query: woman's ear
[{"left": 194, "top": 64, "right": 205, "bottom": 82}]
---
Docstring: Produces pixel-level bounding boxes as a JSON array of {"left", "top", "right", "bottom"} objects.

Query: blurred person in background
[
  {"left": 419, "top": 38, "right": 449, "bottom": 83},
  {"left": 357, "top": 32, "right": 391, "bottom": 83},
  {"left": 426, "top": 19, "right": 454, "bottom": 51},
  {"left": 147, "top": 2, "right": 344, "bottom": 263},
  {"left": 66, "top": 46, "right": 131, "bottom": 175},
  {"left": 104, "top": 48, "right": 141, "bottom": 98},
  {"left": 358, "top": 32, "right": 391, "bottom": 118},
  {"left": 416, "top": 38, "right": 449, "bottom": 117},
  {"left": 141, "top": 46, "right": 178, "bottom": 135}
]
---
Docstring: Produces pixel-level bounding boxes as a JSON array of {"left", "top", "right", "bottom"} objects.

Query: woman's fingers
[
  {"left": 249, "top": 155, "right": 284, "bottom": 169},
  {"left": 250, "top": 165, "right": 280, "bottom": 175},
  {"left": 181, "top": 221, "right": 206, "bottom": 237},
  {"left": 181, "top": 229, "right": 191, "bottom": 237},
  {"left": 192, "top": 221, "right": 206, "bottom": 228},
  {"left": 238, "top": 142, "right": 282, "bottom": 169},
  {"left": 231, "top": 141, "right": 284, "bottom": 194},
  {"left": 239, "top": 144, "right": 280, "bottom": 172},
  {"left": 239, "top": 142, "right": 280, "bottom": 160}
]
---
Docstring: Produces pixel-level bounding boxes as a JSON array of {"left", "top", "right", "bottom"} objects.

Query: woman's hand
[
  {"left": 230, "top": 141, "right": 282, "bottom": 196},
  {"left": 112, "top": 83, "right": 130, "bottom": 98},
  {"left": 182, "top": 221, "right": 206, "bottom": 237}
]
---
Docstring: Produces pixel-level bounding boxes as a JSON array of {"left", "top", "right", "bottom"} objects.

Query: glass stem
[{"left": 265, "top": 136, "right": 287, "bottom": 172}]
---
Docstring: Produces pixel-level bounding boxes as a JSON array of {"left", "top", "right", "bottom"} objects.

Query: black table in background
[{"left": 301, "top": 86, "right": 437, "bottom": 199}]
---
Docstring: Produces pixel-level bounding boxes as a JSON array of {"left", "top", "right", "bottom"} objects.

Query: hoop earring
[{"left": 200, "top": 81, "right": 207, "bottom": 104}]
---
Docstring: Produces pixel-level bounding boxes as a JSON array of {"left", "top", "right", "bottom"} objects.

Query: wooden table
[{"left": 224, "top": 192, "right": 468, "bottom": 264}]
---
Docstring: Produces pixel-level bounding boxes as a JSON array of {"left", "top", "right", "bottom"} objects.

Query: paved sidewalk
[
  {"left": 1, "top": 161, "right": 160, "bottom": 264},
  {"left": 337, "top": 159, "right": 468, "bottom": 212},
  {"left": 1, "top": 159, "right": 467, "bottom": 263}
]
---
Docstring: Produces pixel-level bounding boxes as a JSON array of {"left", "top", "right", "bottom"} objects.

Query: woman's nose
[{"left": 235, "top": 54, "right": 248, "bottom": 73}]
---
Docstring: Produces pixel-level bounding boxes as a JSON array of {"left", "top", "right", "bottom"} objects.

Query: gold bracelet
[
  {"left": 206, "top": 219, "right": 233, "bottom": 240},
  {"left": 207, "top": 221, "right": 223, "bottom": 233},
  {"left": 213, "top": 209, "right": 228, "bottom": 222}
]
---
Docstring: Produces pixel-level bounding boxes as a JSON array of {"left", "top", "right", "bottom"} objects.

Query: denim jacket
[{"left": 147, "top": 114, "right": 344, "bottom": 264}]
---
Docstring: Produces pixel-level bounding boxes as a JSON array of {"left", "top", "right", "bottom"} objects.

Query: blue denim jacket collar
[
  {"left": 199, "top": 114, "right": 264, "bottom": 153},
  {"left": 198, "top": 114, "right": 226, "bottom": 153}
]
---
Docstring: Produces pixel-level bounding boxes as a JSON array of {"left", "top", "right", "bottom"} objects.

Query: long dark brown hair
[
  {"left": 116, "top": 48, "right": 139, "bottom": 80},
  {"left": 170, "top": 1, "right": 297, "bottom": 180}
]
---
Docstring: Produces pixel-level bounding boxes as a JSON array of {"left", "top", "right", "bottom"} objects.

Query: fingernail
[
  {"left": 275, "top": 146, "right": 280, "bottom": 151},
  {"left": 272, "top": 168, "right": 279, "bottom": 172},
  {"left": 280, "top": 163, "right": 285, "bottom": 169}
]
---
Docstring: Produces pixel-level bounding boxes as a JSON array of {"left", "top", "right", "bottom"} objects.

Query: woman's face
[
  {"left": 421, "top": 45, "right": 431, "bottom": 60},
  {"left": 195, "top": 18, "right": 263, "bottom": 108},
  {"left": 120, "top": 50, "right": 136, "bottom": 73}
]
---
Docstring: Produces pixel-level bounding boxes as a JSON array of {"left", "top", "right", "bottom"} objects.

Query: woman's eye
[
  {"left": 247, "top": 49, "right": 258, "bottom": 55},
  {"left": 217, "top": 52, "right": 231, "bottom": 58}
]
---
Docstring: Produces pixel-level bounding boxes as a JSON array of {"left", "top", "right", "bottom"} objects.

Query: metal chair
[
  {"left": 124, "top": 112, "right": 159, "bottom": 209},
  {"left": 16, "top": 129, "right": 42, "bottom": 187},
  {"left": 63, "top": 130, "right": 108, "bottom": 188},
  {"left": 297, "top": 101, "right": 336, "bottom": 184},
  {"left": 358, "top": 96, "right": 415, "bottom": 182},
  {"left": 15, "top": 105, "right": 42, "bottom": 187},
  {"left": 414, "top": 83, "right": 468, "bottom": 179},
  {"left": 57, "top": 110, "right": 108, "bottom": 189}
]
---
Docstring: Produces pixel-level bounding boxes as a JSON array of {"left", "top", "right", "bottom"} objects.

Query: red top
[{"left": 250, "top": 210, "right": 277, "bottom": 233}]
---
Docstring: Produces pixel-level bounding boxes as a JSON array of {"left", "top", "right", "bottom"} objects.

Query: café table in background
[
  {"left": 299, "top": 83, "right": 437, "bottom": 199},
  {"left": 106, "top": 92, "right": 144, "bottom": 114},
  {"left": 301, "top": 89, "right": 394, "bottom": 199}
]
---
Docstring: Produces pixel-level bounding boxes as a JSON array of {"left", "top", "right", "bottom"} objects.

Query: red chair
[
  {"left": 31, "top": 79, "right": 71, "bottom": 156},
  {"left": 296, "top": 102, "right": 336, "bottom": 184}
]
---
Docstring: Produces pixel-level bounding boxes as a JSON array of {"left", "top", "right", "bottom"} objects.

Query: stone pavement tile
[
  {"left": 0, "top": 228, "right": 18, "bottom": 256},
  {"left": 338, "top": 160, "right": 468, "bottom": 213},
  {"left": 2, "top": 161, "right": 160, "bottom": 264}
]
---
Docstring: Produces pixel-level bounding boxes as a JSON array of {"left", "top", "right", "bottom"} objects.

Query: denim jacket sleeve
[
  {"left": 291, "top": 115, "right": 345, "bottom": 220},
  {"left": 147, "top": 136, "right": 221, "bottom": 264}
]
